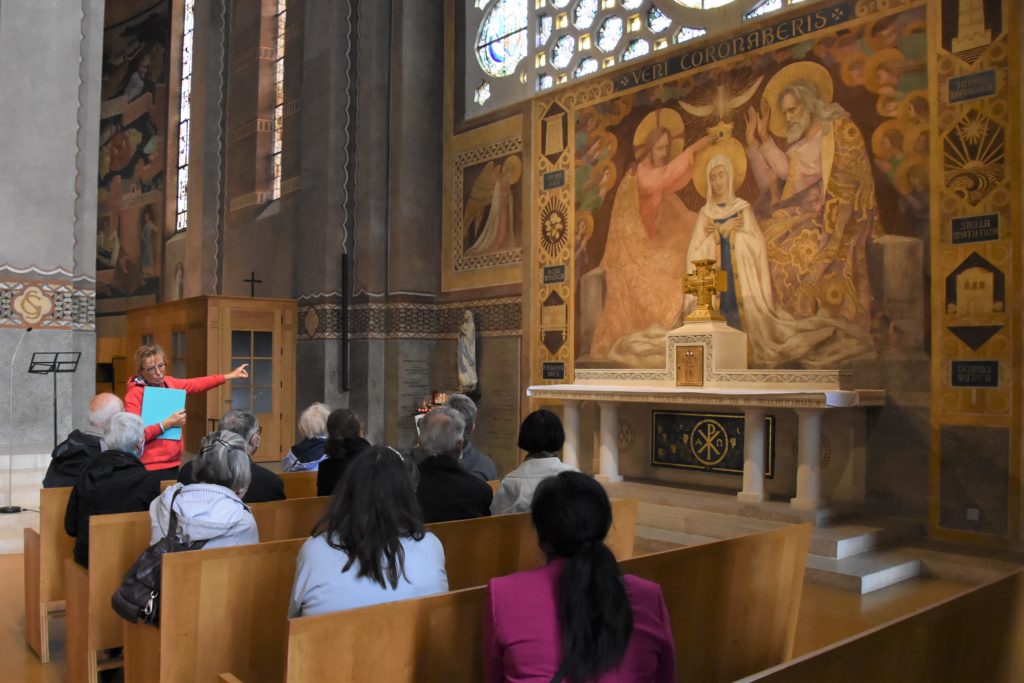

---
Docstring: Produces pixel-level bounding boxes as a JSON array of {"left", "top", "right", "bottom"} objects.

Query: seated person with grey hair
[
  {"left": 178, "top": 409, "right": 285, "bottom": 503},
  {"left": 445, "top": 393, "right": 497, "bottom": 482},
  {"left": 415, "top": 406, "right": 492, "bottom": 523},
  {"left": 45, "top": 392, "right": 124, "bottom": 488},
  {"left": 150, "top": 430, "right": 259, "bottom": 548},
  {"left": 65, "top": 412, "right": 159, "bottom": 567},
  {"left": 281, "top": 402, "right": 331, "bottom": 472}
]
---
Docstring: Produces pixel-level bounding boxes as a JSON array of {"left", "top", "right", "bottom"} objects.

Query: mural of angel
[
  {"left": 463, "top": 154, "right": 522, "bottom": 255},
  {"left": 589, "top": 108, "right": 713, "bottom": 362}
]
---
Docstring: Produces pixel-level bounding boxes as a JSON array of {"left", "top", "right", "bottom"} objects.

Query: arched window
[{"left": 465, "top": 0, "right": 809, "bottom": 117}]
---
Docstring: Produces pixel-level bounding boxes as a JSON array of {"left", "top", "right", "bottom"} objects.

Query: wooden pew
[
  {"left": 487, "top": 479, "right": 499, "bottom": 495},
  {"left": 284, "top": 523, "right": 810, "bottom": 683},
  {"left": 23, "top": 486, "right": 74, "bottom": 662},
  {"left": 121, "top": 500, "right": 639, "bottom": 682},
  {"left": 739, "top": 569, "right": 1024, "bottom": 683},
  {"left": 64, "top": 495, "right": 330, "bottom": 683},
  {"left": 157, "top": 479, "right": 176, "bottom": 492},
  {"left": 279, "top": 471, "right": 317, "bottom": 499},
  {"left": 161, "top": 472, "right": 316, "bottom": 499}
]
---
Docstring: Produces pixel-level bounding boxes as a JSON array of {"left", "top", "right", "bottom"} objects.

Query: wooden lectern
[{"left": 124, "top": 296, "right": 297, "bottom": 462}]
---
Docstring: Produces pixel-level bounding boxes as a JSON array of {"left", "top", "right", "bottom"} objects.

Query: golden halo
[
  {"left": 864, "top": 48, "right": 905, "bottom": 93},
  {"left": 839, "top": 55, "right": 868, "bottom": 88},
  {"left": 893, "top": 155, "right": 928, "bottom": 195},
  {"left": 897, "top": 90, "right": 928, "bottom": 123},
  {"left": 903, "top": 123, "right": 929, "bottom": 157},
  {"left": 592, "top": 159, "right": 617, "bottom": 190},
  {"left": 574, "top": 210, "right": 595, "bottom": 248},
  {"left": 870, "top": 120, "right": 905, "bottom": 158},
  {"left": 762, "top": 62, "right": 835, "bottom": 138},
  {"left": 693, "top": 137, "right": 748, "bottom": 199},
  {"left": 501, "top": 154, "right": 522, "bottom": 185},
  {"left": 633, "top": 108, "right": 686, "bottom": 161}
]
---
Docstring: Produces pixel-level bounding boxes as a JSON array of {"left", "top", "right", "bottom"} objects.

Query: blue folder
[{"left": 141, "top": 386, "right": 186, "bottom": 441}]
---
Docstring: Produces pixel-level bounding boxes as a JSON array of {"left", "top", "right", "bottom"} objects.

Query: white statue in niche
[{"left": 457, "top": 310, "right": 478, "bottom": 393}]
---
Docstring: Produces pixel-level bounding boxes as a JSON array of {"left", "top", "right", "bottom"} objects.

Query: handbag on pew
[{"left": 111, "top": 488, "right": 207, "bottom": 626}]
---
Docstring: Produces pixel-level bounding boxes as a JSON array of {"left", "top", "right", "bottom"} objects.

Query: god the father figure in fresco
[{"left": 743, "top": 62, "right": 878, "bottom": 361}]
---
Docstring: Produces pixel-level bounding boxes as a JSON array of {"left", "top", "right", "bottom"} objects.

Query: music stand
[{"left": 28, "top": 352, "right": 81, "bottom": 448}]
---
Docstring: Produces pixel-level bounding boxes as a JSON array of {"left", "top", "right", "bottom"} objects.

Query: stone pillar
[
  {"left": 561, "top": 400, "right": 580, "bottom": 469},
  {"left": 596, "top": 402, "right": 622, "bottom": 483},
  {"left": 738, "top": 408, "right": 766, "bottom": 503},
  {"left": 791, "top": 409, "right": 824, "bottom": 510}
]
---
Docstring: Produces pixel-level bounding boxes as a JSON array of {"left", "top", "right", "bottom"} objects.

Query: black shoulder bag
[{"left": 111, "top": 488, "right": 207, "bottom": 625}]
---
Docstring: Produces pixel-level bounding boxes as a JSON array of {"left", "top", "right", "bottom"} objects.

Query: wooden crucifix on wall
[{"left": 244, "top": 272, "right": 262, "bottom": 298}]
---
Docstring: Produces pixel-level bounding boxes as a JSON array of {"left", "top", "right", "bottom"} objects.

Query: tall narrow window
[
  {"left": 175, "top": 0, "right": 195, "bottom": 232},
  {"left": 271, "top": 0, "right": 287, "bottom": 199}
]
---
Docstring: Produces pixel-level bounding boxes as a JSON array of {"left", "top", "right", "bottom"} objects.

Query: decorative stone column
[
  {"left": 791, "top": 409, "right": 823, "bottom": 510},
  {"left": 596, "top": 401, "right": 623, "bottom": 483},
  {"left": 737, "top": 408, "right": 766, "bottom": 503},
  {"left": 561, "top": 400, "right": 580, "bottom": 469}
]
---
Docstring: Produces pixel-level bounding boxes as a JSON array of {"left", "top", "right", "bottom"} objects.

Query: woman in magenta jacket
[
  {"left": 124, "top": 344, "right": 249, "bottom": 476},
  {"left": 485, "top": 471, "right": 675, "bottom": 683}
]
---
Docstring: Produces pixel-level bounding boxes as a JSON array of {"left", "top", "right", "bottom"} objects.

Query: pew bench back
[{"left": 23, "top": 486, "right": 75, "bottom": 661}]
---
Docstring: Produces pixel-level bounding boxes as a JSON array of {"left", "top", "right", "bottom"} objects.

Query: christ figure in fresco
[{"left": 589, "top": 109, "right": 712, "bottom": 362}]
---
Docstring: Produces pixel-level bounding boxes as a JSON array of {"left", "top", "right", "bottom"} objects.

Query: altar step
[{"left": 607, "top": 480, "right": 927, "bottom": 594}]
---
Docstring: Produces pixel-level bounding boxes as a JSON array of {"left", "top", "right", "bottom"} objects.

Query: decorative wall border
[
  {"left": 0, "top": 266, "right": 96, "bottom": 330},
  {"left": 297, "top": 295, "right": 522, "bottom": 341}
]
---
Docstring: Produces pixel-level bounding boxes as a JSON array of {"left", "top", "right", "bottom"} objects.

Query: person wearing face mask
[
  {"left": 64, "top": 412, "right": 160, "bottom": 568},
  {"left": 124, "top": 343, "right": 250, "bottom": 477}
]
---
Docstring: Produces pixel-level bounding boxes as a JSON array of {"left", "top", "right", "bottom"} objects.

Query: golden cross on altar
[{"left": 684, "top": 259, "right": 728, "bottom": 322}]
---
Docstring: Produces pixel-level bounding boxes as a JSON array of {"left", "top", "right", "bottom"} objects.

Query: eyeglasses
[{"left": 143, "top": 363, "right": 166, "bottom": 375}]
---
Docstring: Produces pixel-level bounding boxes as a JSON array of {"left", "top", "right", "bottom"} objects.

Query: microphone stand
[{"left": 1, "top": 326, "right": 31, "bottom": 514}]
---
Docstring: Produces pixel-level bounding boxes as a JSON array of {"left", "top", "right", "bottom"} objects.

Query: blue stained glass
[
  {"left": 551, "top": 34, "right": 575, "bottom": 69},
  {"left": 476, "top": 0, "right": 528, "bottom": 77},
  {"left": 744, "top": 0, "right": 782, "bottom": 19},
  {"left": 647, "top": 6, "right": 672, "bottom": 33},
  {"left": 537, "top": 14, "right": 553, "bottom": 47},
  {"left": 621, "top": 38, "right": 649, "bottom": 61},
  {"left": 573, "top": 0, "right": 598, "bottom": 29},
  {"left": 597, "top": 15, "right": 624, "bottom": 53},
  {"left": 675, "top": 26, "right": 706, "bottom": 43},
  {"left": 574, "top": 56, "right": 598, "bottom": 78}
]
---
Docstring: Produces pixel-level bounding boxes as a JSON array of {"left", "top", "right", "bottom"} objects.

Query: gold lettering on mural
[
  {"left": 13, "top": 286, "right": 53, "bottom": 325},
  {"left": 543, "top": 113, "right": 566, "bottom": 157}
]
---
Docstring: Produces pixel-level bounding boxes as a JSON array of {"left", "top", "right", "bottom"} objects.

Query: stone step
[{"left": 805, "top": 550, "right": 923, "bottom": 594}]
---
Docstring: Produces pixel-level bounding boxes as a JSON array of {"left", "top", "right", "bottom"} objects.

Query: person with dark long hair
[
  {"left": 485, "top": 471, "right": 675, "bottom": 682},
  {"left": 315, "top": 408, "right": 371, "bottom": 496},
  {"left": 289, "top": 445, "right": 447, "bottom": 617}
]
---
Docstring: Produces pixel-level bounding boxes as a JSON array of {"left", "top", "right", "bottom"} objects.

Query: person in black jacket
[
  {"left": 43, "top": 393, "right": 123, "bottom": 488},
  {"left": 316, "top": 408, "right": 371, "bottom": 496},
  {"left": 416, "top": 407, "right": 492, "bottom": 523},
  {"left": 65, "top": 412, "right": 160, "bottom": 567},
  {"left": 178, "top": 410, "right": 285, "bottom": 503}
]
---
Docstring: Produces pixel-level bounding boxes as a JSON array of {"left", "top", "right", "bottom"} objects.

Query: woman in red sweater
[{"left": 124, "top": 344, "right": 249, "bottom": 475}]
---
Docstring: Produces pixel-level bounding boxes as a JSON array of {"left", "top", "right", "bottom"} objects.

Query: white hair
[
  {"left": 778, "top": 79, "right": 848, "bottom": 124},
  {"left": 196, "top": 431, "right": 252, "bottom": 495},
  {"left": 418, "top": 407, "right": 465, "bottom": 458},
  {"left": 445, "top": 393, "right": 477, "bottom": 438},
  {"left": 298, "top": 402, "right": 330, "bottom": 439},
  {"left": 89, "top": 393, "right": 124, "bottom": 428},
  {"left": 104, "top": 412, "right": 144, "bottom": 455}
]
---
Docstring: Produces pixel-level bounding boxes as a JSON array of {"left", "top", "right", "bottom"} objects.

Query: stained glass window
[
  {"left": 271, "top": 0, "right": 287, "bottom": 200},
  {"left": 174, "top": 0, "right": 195, "bottom": 232},
  {"left": 597, "top": 15, "right": 624, "bottom": 52},
  {"left": 621, "top": 0, "right": 642, "bottom": 9},
  {"left": 574, "top": 56, "right": 599, "bottom": 77},
  {"left": 551, "top": 34, "right": 575, "bottom": 68},
  {"left": 475, "top": 81, "right": 492, "bottom": 104},
  {"left": 551, "top": 0, "right": 570, "bottom": 7},
  {"left": 621, "top": 37, "right": 649, "bottom": 61},
  {"left": 572, "top": 0, "right": 598, "bottom": 29},
  {"left": 647, "top": 5, "right": 671, "bottom": 33},
  {"left": 704, "top": 0, "right": 735, "bottom": 8},
  {"left": 537, "top": 14, "right": 553, "bottom": 46},
  {"left": 672, "top": 0, "right": 702, "bottom": 8},
  {"left": 675, "top": 26, "right": 706, "bottom": 43},
  {"left": 537, "top": 73, "right": 554, "bottom": 90},
  {"left": 477, "top": 0, "right": 529, "bottom": 78},
  {"left": 744, "top": 0, "right": 782, "bottom": 19}
]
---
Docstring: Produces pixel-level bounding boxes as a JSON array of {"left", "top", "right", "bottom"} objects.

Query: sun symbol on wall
[
  {"left": 539, "top": 200, "right": 569, "bottom": 258},
  {"left": 944, "top": 109, "right": 1005, "bottom": 206}
]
